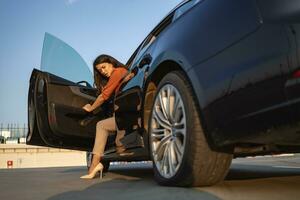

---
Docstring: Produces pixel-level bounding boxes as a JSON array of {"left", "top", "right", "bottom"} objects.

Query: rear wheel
[{"left": 149, "top": 71, "right": 233, "bottom": 187}]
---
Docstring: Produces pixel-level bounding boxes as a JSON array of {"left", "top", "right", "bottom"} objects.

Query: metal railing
[{"left": 0, "top": 123, "right": 28, "bottom": 144}]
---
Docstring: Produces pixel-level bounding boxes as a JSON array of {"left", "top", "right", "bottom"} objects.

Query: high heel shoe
[{"left": 80, "top": 163, "right": 104, "bottom": 179}]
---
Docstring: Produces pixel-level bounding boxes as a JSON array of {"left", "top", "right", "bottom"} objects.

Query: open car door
[{"left": 27, "top": 33, "right": 114, "bottom": 151}]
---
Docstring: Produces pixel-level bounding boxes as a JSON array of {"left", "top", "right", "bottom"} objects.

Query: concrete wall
[{"left": 0, "top": 144, "right": 86, "bottom": 169}]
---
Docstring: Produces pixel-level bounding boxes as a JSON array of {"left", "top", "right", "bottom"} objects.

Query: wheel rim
[{"left": 150, "top": 84, "right": 186, "bottom": 178}]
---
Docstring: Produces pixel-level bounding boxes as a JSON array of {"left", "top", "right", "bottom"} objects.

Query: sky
[{"left": 0, "top": 0, "right": 181, "bottom": 126}]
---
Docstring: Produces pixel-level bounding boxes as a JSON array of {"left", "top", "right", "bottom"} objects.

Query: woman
[{"left": 80, "top": 54, "right": 131, "bottom": 179}]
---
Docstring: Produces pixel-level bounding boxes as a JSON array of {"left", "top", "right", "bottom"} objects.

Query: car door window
[
  {"left": 41, "top": 33, "right": 93, "bottom": 86},
  {"left": 173, "top": 0, "right": 202, "bottom": 22},
  {"left": 127, "top": 0, "right": 202, "bottom": 70},
  {"left": 126, "top": 42, "right": 143, "bottom": 68},
  {"left": 143, "top": 13, "right": 174, "bottom": 47},
  {"left": 129, "top": 12, "right": 175, "bottom": 68}
]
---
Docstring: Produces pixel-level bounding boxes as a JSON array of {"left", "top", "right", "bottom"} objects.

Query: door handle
[
  {"left": 138, "top": 54, "right": 152, "bottom": 69},
  {"left": 77, "top": 81, "right": 92, "bottom": 88}
]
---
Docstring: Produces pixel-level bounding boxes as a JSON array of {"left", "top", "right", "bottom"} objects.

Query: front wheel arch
[{"left": 142, "top": 61, "right": 215, "bottom": 152}]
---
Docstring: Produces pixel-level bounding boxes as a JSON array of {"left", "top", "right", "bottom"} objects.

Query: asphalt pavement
[{"left": 1, "top": 155, "right": 300, "bottom": 200}]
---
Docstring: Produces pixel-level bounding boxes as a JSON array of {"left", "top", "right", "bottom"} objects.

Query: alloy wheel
[{"left": 150, "top": 84, "right": 187, "bottom": 178}]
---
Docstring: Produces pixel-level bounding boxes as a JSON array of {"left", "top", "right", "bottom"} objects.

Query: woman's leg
[{"left": 89, "top": 117, "right": 116, "bottom": 173}]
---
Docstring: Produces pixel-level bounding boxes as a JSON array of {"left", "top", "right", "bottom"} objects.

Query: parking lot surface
[{"left": 1, "top": 155, "right": 300, "bottom": 200}]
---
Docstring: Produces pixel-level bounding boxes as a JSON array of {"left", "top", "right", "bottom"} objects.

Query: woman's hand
[
  {"left": 123, "top": 72, "right": 135, "bottom": 83},
  {"left": 82, "top": 104, "right": 93, "bottom": 112}
]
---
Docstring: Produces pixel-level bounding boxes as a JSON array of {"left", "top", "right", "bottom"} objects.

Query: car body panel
[
  {"left": 201, "top": 24, "right": 294, "bottom": 146},
  {"left": 116, "top": 0, "right": 300, "bottom": 152},
  {"left": 284, "top": 24, "right": 300, "bottom": 138}
]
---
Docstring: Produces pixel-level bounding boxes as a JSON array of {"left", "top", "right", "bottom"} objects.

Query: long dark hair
[{"left": 93, "top": 54, "right": 127, "bottom": 92}]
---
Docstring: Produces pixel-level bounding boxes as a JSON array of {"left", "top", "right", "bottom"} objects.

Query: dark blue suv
[{"left": 27, "top": 0, "right": 300, "bottom": 186}]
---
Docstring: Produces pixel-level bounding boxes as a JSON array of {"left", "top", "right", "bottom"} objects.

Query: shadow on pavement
[
  {"left": 226, "top": 163, "right": 300, "bottom": 180},
  {"left": 46, "top": 162, "right": 300, "bottom": 200},
  {"left": 104, "top": 162, "right": 300, "bottom": 181},
  {"left": 47, "top": 177, "right": 220, "bottom": 200},
  {"left": 58, "top": 161, "right": 300, "bottom": 183}
]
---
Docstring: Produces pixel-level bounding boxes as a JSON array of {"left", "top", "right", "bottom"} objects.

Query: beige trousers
[{"left": 92, "top": 116, "right": 125, "bottom": 156}]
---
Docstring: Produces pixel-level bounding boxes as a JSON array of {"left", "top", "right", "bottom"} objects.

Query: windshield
[{"left": 41, "top": 33, "right": 93, "bottom": 85}]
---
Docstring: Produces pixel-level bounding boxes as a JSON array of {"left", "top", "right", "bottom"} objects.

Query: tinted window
[
  {"left": 41, "top": 33, "right": 93, "bottom": 85},
  {"left": 130, "top": 12, "right": 174, "bottom": 65},
  {"left": 173, "top": 0, "right": 201, "bottom": 21},
  {"left": 127, "top": 3, "right": 190, "bottom": 68},
  {"left": 144, "top": 13, "right": 174, "bottom": 48},
  {"left": 126, "top": 42, "right": 143, "bottom": 67}
]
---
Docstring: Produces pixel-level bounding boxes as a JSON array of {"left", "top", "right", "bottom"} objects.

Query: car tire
[
  {"left": 86, "top": 151, "right": 110, "bottom": 172},
  {"left": 149, "top": 71, "right": 233, "bottom": 187}
]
